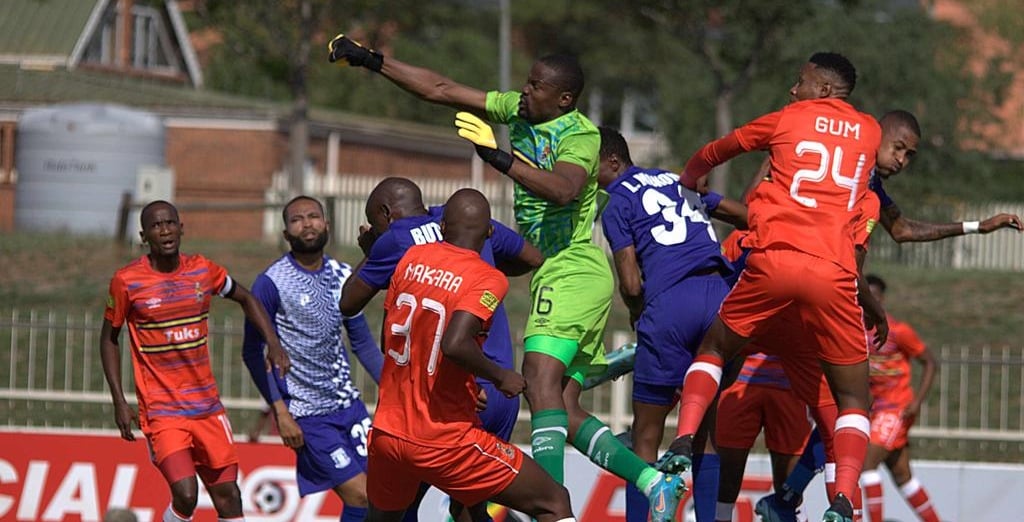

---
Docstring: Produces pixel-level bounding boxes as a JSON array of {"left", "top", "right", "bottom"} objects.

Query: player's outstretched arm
[
  {"left": 99, "top": 320, "right": 137, "bottom": 441},
  {"left": 611, "top": 247, "right": 644, "bottom": 328},
  {"left": 329, "top": 33, "right": 487, "bottom": 114},
  {"left": 443, "top": 311, "right": 526, "bottom": 397},
  {"left": 230, "top": 284, "right": 291, "bottom": 376},
  {"left": 882, "top": 202, "right": 1022, "bottom": 243}
]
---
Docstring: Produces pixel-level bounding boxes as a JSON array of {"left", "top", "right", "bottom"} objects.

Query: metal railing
[{"left": 2, "top": 308, "right": 1022, "bottom": 449}]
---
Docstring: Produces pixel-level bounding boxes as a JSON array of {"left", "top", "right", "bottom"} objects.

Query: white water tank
[{"left": 14, "top": 103, "right": 166, "bottom": 235}]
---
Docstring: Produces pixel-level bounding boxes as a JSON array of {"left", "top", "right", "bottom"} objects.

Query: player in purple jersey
[
  {"left": 340, "top": 177, "right": 542, "bottom": 522},
  {"left": 597, "top": 127, "right": 747, "bottom": 522},
  {"left": 243, "top": 196, "right": 384, "bottom": 522}
]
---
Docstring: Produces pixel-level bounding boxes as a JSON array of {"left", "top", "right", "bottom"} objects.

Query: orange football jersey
[
  {"left": 869, "top": 316, "right": 926, "bottom": 409},
  {"left": 105, "top": 254, "right": 233, "bottom": 425},
  {"left": 374, "top": 242, "right": 509, "bottom": 447},
  {"left": 684, "top": 98, "right": 881, "bottom": 274}
]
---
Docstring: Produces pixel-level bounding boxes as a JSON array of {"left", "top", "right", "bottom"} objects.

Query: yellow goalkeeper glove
[
  {"left": 455, "top": 112, "right": 513, "bottom": 173},
  {"left": 327, "top": 33, "right": 383, "bottom": 72}
]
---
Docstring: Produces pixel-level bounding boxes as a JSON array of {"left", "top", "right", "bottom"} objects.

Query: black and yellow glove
[
  {"left": 327, "top": 33, "right": 383, "bottom": 72},
  {"left": 455, "top": 112, "right": 513, "bottom": 173}
]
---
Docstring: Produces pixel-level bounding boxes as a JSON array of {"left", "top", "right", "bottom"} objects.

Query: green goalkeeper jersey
[{"left": 485, "top": 91, "right": 601, "bottom": 258}]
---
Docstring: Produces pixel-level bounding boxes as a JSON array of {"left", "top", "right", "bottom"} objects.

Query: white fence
[{"left": 2, "top": 308, "right": 1022, "bottom": 452}]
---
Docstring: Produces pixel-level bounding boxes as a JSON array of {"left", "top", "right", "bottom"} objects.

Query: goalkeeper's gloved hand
[
  {"left": 327, "top": 33, "right": 383, "bottom": 72},
  {"left": 454, "top": 112, "right": 513, "bottom": 173}
]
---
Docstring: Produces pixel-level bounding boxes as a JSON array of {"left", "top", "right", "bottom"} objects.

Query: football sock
[
  {"left": 532, "top": 409, "right": 568, "bottom": 484},
  {"left": 163, "top": 506, "right": 191, "bottom": 522},
  {"left": 678, "top": 354, "right": 724, "bottom": 436},
  {"left": 341, "top": 504, "right": 368, "bottom": 521},
  {"left": 833, "top": 410, "right": 870, "bottom": 501},
  {"left": 901, "top": 478, "right": 940, "bottom": 522},
  {"left": 572, "top": 415, "right": 656, "bottom": 492},
  {"left": 861, "top": 470, "right": 884, "bottom": 522},
  {"left": 825, "top": 462, "right": 837, "bottom": 502},
  {"left": 716, "top": 501, "right": 734, "bottom": 522},
  {"left": 692, "top": 453, "right": 720, "bottom": 522},
  {"left": 625, "top": 481, "right": 650, "bottom": 522}
]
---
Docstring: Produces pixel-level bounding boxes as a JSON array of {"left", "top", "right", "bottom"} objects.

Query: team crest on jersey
[
  {"left": 480, "top": 290, "right": 499, "bottom": 312},
  {"left": 194, "top": 282, "right": 204, "bottom": 302},
  {"left": 330, "top": 447, "right": 351, "bottom": 469},
  {"left": 495, "top": 441, "right": 516, "bottom": 461},
  {"left": 145, "top": 297, "right": 162, "bottom": 309}
]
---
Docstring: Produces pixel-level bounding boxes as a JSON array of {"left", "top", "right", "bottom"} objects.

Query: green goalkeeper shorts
[{"left": 524, "top": 242, "right": 614, "bottom": 384}]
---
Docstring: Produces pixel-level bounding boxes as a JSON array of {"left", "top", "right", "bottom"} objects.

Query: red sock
[
  {"left": 677, "top": 354, "right": 723, "bottom": 436},
  {"left": 901, "top": 478, "right": 940, "bottom": 522},
  {"left": 861, "top": 470, "right": 883, "bottom": 522},
  {"left": 833, "top": 410, "right": 870, "bottom": 501}
]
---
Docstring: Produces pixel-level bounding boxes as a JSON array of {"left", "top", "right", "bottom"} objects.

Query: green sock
[
  {"left": 531, "top": 409, "right": 568, "bottom": 484},
  {"left": 572, "top": 415, "right": 661, "bottom": 494}
]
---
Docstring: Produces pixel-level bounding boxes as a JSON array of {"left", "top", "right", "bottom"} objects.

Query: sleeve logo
[
  {"left": 866, "top": 218, "right": 877, "bottom": 235},
  {"left": 480, "top": 290, "right": 499, "bottom": 312},
  {"left": 106, "top": 294, "right": 114, "bottom": 309}
]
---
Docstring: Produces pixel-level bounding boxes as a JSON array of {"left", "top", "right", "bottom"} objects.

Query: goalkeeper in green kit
[{"left": 329, "top": 35, "right": 685, "bottom": 520}]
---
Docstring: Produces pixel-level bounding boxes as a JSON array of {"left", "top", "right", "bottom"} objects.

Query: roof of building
[
  {"left": 0, "top": 0, "right": 97, "bottom": 61},
  {"left": 0, "top": 63, "right": 470, "bottom": 158}
]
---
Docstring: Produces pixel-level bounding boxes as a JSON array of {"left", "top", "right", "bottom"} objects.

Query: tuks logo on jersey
[
  {"left": 165, "top": 326, "right": 201, "bottom": 343},
  {"left": 479, "top": 290, "right": 499, "bottom": 312}
]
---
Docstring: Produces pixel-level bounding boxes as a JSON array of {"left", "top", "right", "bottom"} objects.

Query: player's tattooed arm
[{"left": 882, "top": 203, "right": 1021, "bottom": 242}]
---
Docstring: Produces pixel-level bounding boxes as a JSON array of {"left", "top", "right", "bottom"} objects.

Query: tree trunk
[
  {"left": 711, "top": 90, "right": 733, "bottom": 196},
  {"left": 287, "top": 0, "right": 313, "bottom": 198}
]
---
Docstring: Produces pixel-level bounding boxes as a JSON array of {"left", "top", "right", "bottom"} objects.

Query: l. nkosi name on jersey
[
  {"left": 620, "top": 171, "right": 678, "bottom": 193},
  {"left": 402, "top": 262, "right": 463, "bottom": 293}
]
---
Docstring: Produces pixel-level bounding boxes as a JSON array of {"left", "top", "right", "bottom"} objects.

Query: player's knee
[
  {"left": 171, "top": 488, "right": 199, "bottom": 513},
  {"left": 533, "top": 484, "right": 572, "bottom": 516},
  {"left": 208, "top": 483, "right": 242, "bottom": 515}
]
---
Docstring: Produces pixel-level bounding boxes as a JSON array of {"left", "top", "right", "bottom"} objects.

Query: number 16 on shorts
[{"left": 534, "top": 286, "right": 554, "bottom": 316}]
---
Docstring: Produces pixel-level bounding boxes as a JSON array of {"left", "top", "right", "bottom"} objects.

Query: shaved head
[
  {"left": 442, "top": 189, "right": 492, "bottom": 252},
  {"left": 879, "top": 110, "right": 921, "bottom": 138},
  {"left": 364, "top": 177, "right": 427, "bottom": 236}
]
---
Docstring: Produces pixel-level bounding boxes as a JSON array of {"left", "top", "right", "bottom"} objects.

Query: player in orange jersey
[
  {"left": 859, "top": 275, "right": 940, "bottom": 522},
  {"left": 100, "top": 200, "right": 290, "bottom": 522},
  {"left": 366, "top": 189, "right": 576, "bottom": 522},
  {"left": 662, "top": 52, "right": 883, "bottom": 522}
]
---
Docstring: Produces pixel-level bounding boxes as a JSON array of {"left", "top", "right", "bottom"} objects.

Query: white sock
[{"left": 163, "top": 506, "right": 191, "bottom": 522}]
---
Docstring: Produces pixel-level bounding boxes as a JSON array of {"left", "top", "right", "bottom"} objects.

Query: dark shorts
[
  {"left": 294, "top": 401, "right": 371, "bottom": 496},
  {"left": 634, "top": 274, "right": 730, "bottom": 391}
]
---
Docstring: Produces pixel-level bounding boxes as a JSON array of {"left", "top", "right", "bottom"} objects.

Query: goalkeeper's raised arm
[{"left": 328, "top": 33, "right": 487, "bottom": 114}]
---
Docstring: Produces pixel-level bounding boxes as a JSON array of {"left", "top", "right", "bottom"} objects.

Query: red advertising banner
[
  {"left": 0, "top": 430, "right": 344, "bottom": 521},
  {"left": 0, "top": 429, "right": 784, "bottom": 521}
]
